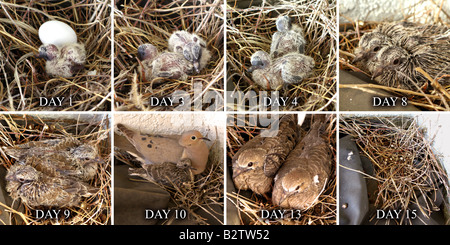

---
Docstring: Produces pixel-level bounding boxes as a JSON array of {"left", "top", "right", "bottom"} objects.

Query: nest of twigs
[
  {"left": 113, "top": 0, "right": 224, "bottom": 111},
  {"left": 226, "top": 114, "right": 337, "bottom": 225},
  {"left": 115, "top": 133, "right": 224, "bottom": 225},
  {"left": 226, "top": 0, "right": 337, "bottom": 111},
  {"left": 0, "top": 1, "right": 112, "bottom": 111},
  {"left": 340, "top": 115, "right": 450, "bottom": 225},
  {"left": 0, "top": 113, "right": 111, "bottom": 225},
  {"left": 339, "top": 20, "right": 450, "bottom": 111}
]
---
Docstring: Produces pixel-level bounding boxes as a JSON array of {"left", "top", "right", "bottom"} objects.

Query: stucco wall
[{"left": 340, "top": 0, "right": 450, "bottom": 23}]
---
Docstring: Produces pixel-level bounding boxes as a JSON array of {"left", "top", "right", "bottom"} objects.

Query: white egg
[{"left": 38, "top": 20, "right": 77, "bottom": 48}]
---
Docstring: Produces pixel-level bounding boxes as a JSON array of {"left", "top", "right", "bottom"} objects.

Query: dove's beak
[
  {"left": 352, "top": 52, "right": 367, "bottom": 63},
  {"left": 372, "top": 67, "right": 384, "bottom": 79},
  {"left": 137, "top": 46, "right": 146, "bottom": 60},
  {"left": 200, "top": 137, "right": 210, "bottom": 141},
  {"left": 232, "top": 166, "right": 250, "bottom": 179},
  {"left": 247, "top": 66, "right": 256, "bottom": 73},
  {"left": 37, "top": 49, "right": 49, "bottom": 60},
  {"left": 193, "top": 62, "right": 200, "bottom": 73}
]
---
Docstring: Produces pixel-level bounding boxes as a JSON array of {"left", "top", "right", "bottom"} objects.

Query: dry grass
[
  {"left": 226, "top": 0, "right": 337, "bottom": 111},
  {"left": 339, "top": 20, "right": 450, "bottom": 111},
  {"left": 226, "top": 114, "right": 336, "bottom": 225},
  {"left": 0, "top": 113, "right": 111, "bottom": 225},
  {"left": 340, "top": 115, "right": 450, "bottom": 225},
  {"left": 0, "top": 0, "right": 112, "bottom": 111},
  {"left": 113, "top": 0, "right": 224, "bottom": 111}
]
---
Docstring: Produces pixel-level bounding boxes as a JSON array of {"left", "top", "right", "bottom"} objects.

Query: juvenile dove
[
  {"left": 37, "top": 43, "right": 86, "bottom": 77},
  {"left": 270, "top": 15, "right": 306, "bottom": 58},
  {"left": 232, "top": 114, "right": 299, "bottom": 195},
  {"left": 371, "top": 42, "right": 450, "bottom": 90},
  {"left": 168, "top": 30, "right": 211, "bottom": 73},
  {"left": 353, "top": 22, "right": 449, "bottom": 74},
  {"left": 128, "top": 161, "right": 193, "bottom": 187},
  {"left": 116, "top": 123, "right": 210, "bottom": 175},
  {"left": 138, "top": 43, "right": 194, "bottom": 81},
  {"left": 2, "top": 138, "right": 100, "bottom": 181},
  {"left": 6, "top": 164, "right": 98, "bottom": 207},
  {"left": 248, "top": 51, "right": 315, "bottom": 90},
  {"left": 272, "top": 115, "right": 331, "bottom": 210}
]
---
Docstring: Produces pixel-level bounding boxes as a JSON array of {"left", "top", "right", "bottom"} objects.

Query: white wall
[{"left": 340, "top": 0, "right": 450, "bottom": 23}]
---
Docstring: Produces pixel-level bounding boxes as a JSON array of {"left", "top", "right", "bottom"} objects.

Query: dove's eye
[{"left": 191, "top": 136, "right": 197, "bottom": 140}]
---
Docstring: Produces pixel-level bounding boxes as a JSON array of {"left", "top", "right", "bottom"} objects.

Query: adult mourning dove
[
  {"left": 37, "top": 43, "right": 86, "bottom": 77},
  {"left": 5, "top": 164, "right": 98, "bottom": 208},
  {"left": 138, "top": 43, "right": 193, "bottom": 81},
  {"left": 168, "top": 30, "right": 211, "bottom": 73},
  {"left": 128, "top": 162, "right": 193, "bottom": 187},
  {"left": 270, "top": 15, "right": 306, "bottom": 58},
  {"left": 272, "top": 115, "right": 331, "bottom": 210},
  {"left": 2, "top": 138, "right": 100, "bottom": 181},
  {"left": 232, "top": 114, "right": 299, "bottom": 195},
  {"left": 248, "top": 50, "right": 315, "bottom": 90},
  {"left": 116, "top": 123, "right": 210, "bottom": 175}
]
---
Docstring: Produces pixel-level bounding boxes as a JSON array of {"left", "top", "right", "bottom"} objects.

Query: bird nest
[
  {"left": 340, "top": 115, "right": 450, "bottom": 225},
  {"left": 0, "top": 114, "right": 111, "bottom": 225},
  {"left": 226, "top": 114, "right": 336, "bottom": 225},
  {"left": 339, "top": 21, "right": 450, "bottom": 111},
  {"left": 226, "top": 0, "right": 337, "bottom": 111},
  {"left": 113, "top": 0, "right": 224, "bottom": 111},
  {"left": 0, "top": 1, "right": 112, "bottom": 111}
]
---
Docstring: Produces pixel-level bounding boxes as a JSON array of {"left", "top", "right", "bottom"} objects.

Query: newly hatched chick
[
  {"left": 272, "top": 115, "right": 331, "bottom": 210},
  {"left": 232, "top": 114, "right": 299, "bottom": 195},
  {"left": 6, "top": 164, "right": 98, "bottom": 208},
  {"left": 248, "top": 50, "right": 315, "bottom": 90},
  {"left": 168, "top": 30, "right": 211, "bottom": 73},
  {"left": 138, "top": 43, "right": 193, "bottom": 81},
  {"left": 372, "top": 44, "right": 450, "bottom": 90},
  {"left": 37, "top": 43, "right": 86, "bottom": 77},
  {"left": 270, "top": 15, "right": 306, "bottom": 58}
]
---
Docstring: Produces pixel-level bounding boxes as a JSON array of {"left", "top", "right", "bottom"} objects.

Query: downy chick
[
  {"left": 38, "top": 43, "right": 86, "bottom": 77},
  {"left": 248, "top": 50, "right": 315, "bottom": 90}
]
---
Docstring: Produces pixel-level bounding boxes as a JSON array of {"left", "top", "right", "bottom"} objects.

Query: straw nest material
[
  {"left": 339, "top": 20, "right": 450, "bottom": 111},
  {"left": 113, "top": 0, "right": 224, "bottom": 111},
  {"left": 226, "top": 0, "right": 337, "bottom": 111},
  {"left": 115, "top": 133, "right": 224, "bottom": 225},
  {"left": 0, "top": 114, "right": 111, "bottom": 225},
  {"left": 340, "top": 115, "right": 450, "bottom": 225},
  {"left": 226, "top": 114, "right": 336, "bottom": 225},
  {"left": 0, "top": 1, "right": 112, "bottom": 111}
]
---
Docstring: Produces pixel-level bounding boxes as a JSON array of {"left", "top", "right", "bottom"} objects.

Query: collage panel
[
  {"left": 339, "top": 0, "right": 450, "bottom": 111},
  {"left": 113, "top": 113, "right": 224, "bottom": 225},
  {"left": 339, "top": 114, "right": 450, "bottom": 225},
  {"left": 113, "top": 0, "right": 224, "bottom": 111},
  {"left": 226, "top": 113, "right": 337, "bottom": 225},
  {"left": 226, "top": 0, "right": 337, "bottom": 111},
  {"left": 0, "top": 1, "right": 112, "bottom": 111},
  {"left": 0, "top": 113, "right": 111, "bottom": 225}
]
